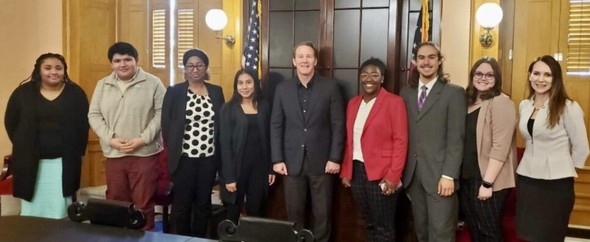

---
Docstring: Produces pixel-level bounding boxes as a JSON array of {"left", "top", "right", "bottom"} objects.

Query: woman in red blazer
[{"left": 340, "top": 58, "right": 408, "bottom": 242}]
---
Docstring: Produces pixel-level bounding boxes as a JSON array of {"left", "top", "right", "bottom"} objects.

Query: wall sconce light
[
  {"left": 476, "top": 3, "right": 503, "bottom": 47},
  {"left": 205, "top": 9, "right": 235, "bottom": 47}
]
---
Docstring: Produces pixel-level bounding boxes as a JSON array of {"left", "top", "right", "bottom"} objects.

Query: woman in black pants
[
  {"left": 162, "top": 49, "right": 225, "bottom": 236},
  {"left": 219, "top": 69, "right": 275, "bottom": 223},
  {"left": 460, "top": 57, "right": 517, "bottom": 242}
]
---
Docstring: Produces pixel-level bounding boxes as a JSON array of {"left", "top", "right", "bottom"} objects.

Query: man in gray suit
[
  {"left": 400, "top": 42, "right": 466, "bottom": 242},
  {"left": 271, "top": 41, "right": 345, "bottom": 242}
]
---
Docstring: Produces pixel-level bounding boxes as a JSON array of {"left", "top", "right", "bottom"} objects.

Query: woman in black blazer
[
  {"left": 161, "top": 49, "right": 225, "bottom": 236},
  {"left": 5, "top": 53, "right": 88, "bottom": 219},
  {"left": 219, "top": 69, "right": 274, "bottom": 223}
]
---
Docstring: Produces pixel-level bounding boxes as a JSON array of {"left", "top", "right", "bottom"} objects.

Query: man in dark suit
[
  {"left": 400, "top": 42, "right": 466, "bottom": 242},
  {"left": 271, "top": 41, "right": 345, "bottom": 242}
]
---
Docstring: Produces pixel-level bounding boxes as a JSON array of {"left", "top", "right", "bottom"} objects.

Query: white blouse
[
  {"left": 517, "top": 98, "right": 589, "bottom": 179},
  {"left": 352, "top": 98, "right": 376, "bottom": 162},
  {"left": 182, "top": 89, "right": 215, "bottom": 158}
]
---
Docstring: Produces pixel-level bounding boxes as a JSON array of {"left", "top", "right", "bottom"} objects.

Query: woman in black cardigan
[
  {"left": 219, "top": 69, "right": 274, "bottom": 223},
  {"left": 4, "top": 53, "right": 89, "bottom": 219}
]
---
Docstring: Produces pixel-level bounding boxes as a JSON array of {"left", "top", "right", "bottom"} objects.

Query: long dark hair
[
  {"left": 465, "top": 57, "right": 503, "bottom": 105},
  {"left": 22, "top": 53, "right": 72, "bottom": 85},
  {"left": 527, "top": 55, "right": 570, "bottom": 128},
  {"left": 228, "top": 69, "right": 263, "bottom": 108},
  {"left": 408, "top": 42, "right": 449, "bottom": 87}
]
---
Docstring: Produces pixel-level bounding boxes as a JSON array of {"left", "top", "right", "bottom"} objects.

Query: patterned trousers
[
  {"left": 459, "top": 179, "right": 508, "bottom": 242},
  {"left": 351, "top": 160, "right": 398, "bottom": 242}
]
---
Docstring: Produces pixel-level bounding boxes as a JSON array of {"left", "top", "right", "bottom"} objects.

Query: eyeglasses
[
  {"left": 360, "top": 73, "right": 381, "bottom": 79},
  {"left": 185, "top": 64, "right": 206, "bottom": 71},
  {"left": 474, "top": 72, "right": 495, "bottom": 80}
]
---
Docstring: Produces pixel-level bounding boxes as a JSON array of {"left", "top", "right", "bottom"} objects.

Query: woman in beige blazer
[
  {"left": 461, "top": 57, "right": 517, "bottom": 242},
  {"left": 516, "top": 55, "right": 589, "bottom": 242}
]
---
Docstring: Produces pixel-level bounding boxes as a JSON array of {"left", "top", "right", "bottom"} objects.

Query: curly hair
[{"left": 23, "top": 53, "right": 72, "bottom": 85}]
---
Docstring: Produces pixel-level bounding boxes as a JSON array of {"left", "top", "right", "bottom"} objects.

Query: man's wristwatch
[{"left": 482, "top": 180, "right": 493, "bottom": 188}]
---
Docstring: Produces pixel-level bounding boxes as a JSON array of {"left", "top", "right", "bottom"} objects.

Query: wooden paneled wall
[
  {"left": 118, "top": 0, "right": 150, "bottom": 70},
  {"left": 469, "top": 0, "right": 501, "bottom": 64}
]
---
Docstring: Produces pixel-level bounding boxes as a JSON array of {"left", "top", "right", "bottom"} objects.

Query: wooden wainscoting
[
  {"left": 80, "top": 132, "right": 106, "bottom": 188},
  {"left": 571, "top": 167, "right": 590, "bottom": 226}
]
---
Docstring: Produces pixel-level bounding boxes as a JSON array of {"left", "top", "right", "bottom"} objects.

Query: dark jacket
[
  {"left": 219, "top": 100, "right": 271, "bottom": 203},
  {"left": 4, "top": 81, "right": 89, "bottom": 201},
  {"left": 270, "top": 74, "right": 345, "bottom": 176},
  {"left": 161, "top": 81, "right": 225, "bottom": 176}
]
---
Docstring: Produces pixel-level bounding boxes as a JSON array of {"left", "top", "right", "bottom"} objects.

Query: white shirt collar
[{"left": 418, "top": 77, "right": 437, "bottom": 91}]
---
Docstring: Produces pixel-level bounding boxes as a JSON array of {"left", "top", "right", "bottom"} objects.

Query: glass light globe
[
  {"left": 476, "top": 3, "right": 503, "bottom": 28},
  {"left": 205, "top": 9, "right": 228, "bottom": 31}
]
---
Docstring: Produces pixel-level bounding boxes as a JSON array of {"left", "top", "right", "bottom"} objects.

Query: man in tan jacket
[{"left": 88, "top": 42, "right": 166, "bottom": 231}]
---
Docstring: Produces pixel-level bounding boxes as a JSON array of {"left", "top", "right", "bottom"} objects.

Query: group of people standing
[
  {"left": 3, "top": 41, "right": 278, "bottom": 237},
  {"left": 5, "top": 40, "right": 589, "bottom": 242},
  {"left": 346, "top": 42, "right": 587, "bottom": 242}
]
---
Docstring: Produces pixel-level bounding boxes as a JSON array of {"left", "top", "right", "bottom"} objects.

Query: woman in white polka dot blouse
[{"left": 161, "top": 49, "right": 225, "bottom": 237}]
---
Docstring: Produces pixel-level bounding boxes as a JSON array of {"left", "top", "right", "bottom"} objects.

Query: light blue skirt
[{"left": 21, "top": 158, "right": 72, "bottom": 219}]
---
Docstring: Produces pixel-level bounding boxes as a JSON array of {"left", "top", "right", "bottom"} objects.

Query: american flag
[
  {"left": 243, "top": 0, "right": 259, "bottom": 78},
  {"left": 409, "top": 0, "right": 431, "bottom": 76}
]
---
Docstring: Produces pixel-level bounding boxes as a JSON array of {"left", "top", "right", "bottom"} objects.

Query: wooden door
[
  {"left": 65, "top": 0, "right": 117, "bottom": 187},
  {"left": 117, "top": 0, "right": 169, "bottom": 84},
  {"left": 175, "top": 0, "right": 223, "bottom": 87},
  {"left": 512, "top": 0, "right": 562, "bottom": 114}
]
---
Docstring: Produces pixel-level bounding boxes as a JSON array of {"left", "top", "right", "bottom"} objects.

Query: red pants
[{"left": 105, "top": 154, "right": 160, "bottom": 230}]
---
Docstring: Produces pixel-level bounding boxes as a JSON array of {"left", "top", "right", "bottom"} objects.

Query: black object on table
[
  {"left": 218, "top": 216, "right": 314, "bottom": 242},
  {"left": 68, "top": 198, "right": 146, "bottom": 229}
]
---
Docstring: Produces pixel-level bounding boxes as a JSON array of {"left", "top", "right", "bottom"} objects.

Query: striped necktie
[{"left": 417, "top": 85, "right": 428, "bottom": 111}]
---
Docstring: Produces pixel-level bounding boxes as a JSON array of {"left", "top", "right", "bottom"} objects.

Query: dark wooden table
[{"left": 0, "top": 216, "right": 217, "bottom": 242}]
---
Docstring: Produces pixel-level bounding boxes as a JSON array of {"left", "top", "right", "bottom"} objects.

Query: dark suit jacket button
[{"left": 304, "top": 129, "right": 307, "bottom": 132}]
